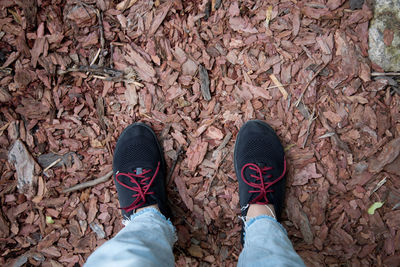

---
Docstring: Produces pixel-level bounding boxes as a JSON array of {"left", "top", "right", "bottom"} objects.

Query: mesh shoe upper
[
  {"left": 113, "top": 123, "right": 168, "bottom": 218},
  {"left": 234, "top": 120, "right": 286, "bottom": 220}
]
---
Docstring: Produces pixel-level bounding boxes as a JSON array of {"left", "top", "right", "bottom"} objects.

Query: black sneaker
[
  {"left": 234, "top": 120, "right": 287, "bottom": 222},
  {"left": 113, "top": 122, "right": 168, "bottom": 219}
]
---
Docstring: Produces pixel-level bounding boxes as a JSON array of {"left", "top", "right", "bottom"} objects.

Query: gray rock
[
  {"left": 350, "top": 0, "right": 364, "bottom": 10},
  {"left": 37, "top": 152, "right": 75, "bottom": 169},
  {"left": 368, "top": 0, "right": 400, "bottom": 71},
  {"left": 8, "top": 140, "right": 39, "bottom": 198}
]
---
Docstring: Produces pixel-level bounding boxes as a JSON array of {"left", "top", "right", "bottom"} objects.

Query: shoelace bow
[
  {"left": 240, "top": 158, "right": 286, "bottom": 204},
  {"left": 115, "top": 161, "right": 160, "bottom": 212}
]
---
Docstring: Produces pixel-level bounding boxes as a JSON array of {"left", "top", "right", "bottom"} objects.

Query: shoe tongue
[
  {"left": 245, "top": 159, "right": 280, "bottom": 181},
  {"left": 125, "top": 161, "right": 155, "bottom": 173},
  {"left": 118, "top": 165, "right": 154, "bottom": 185},
  {"left": 256, "top": 162, "right": 266, "bottom": 168},
  {"left": 130, "top": 166, "right": 153, "bottom": 175}
]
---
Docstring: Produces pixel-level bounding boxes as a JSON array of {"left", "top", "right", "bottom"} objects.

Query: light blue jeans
[{"left": 85, "top": 208, "right": 305, "bottom": 267}]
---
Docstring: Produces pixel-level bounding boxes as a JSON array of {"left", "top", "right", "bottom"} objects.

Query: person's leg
[
  {"left": 234, "top": 120, "right": 305, "bottom": 267},
  {"left": 85, "top": 123, "right": 175, "bottom": 266},
  {"left": 85, "top": 206, "right": 175, "bottom": 267},
  {"left": 237, "top": 205, "right": 305, "bottom": 266}
]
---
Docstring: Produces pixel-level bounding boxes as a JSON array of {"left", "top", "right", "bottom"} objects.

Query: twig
[
  {"left": 95, "top": 9, "right": 105, "bottom": 66},
  {"left": 58, "top": 65, "right": 142, "bottom": 85},
  {"left": 77, "top": 2, "right": 105, "bottom": 66},
  {"left": 264, "top": 82, "right": 301, "bottom": 90},
  {"left": 295, "top": 61, "right": 329, "bottom": 107},
  {"left": 371, "top": 72, "right": 400, "bottom": 76},
  {"left": 92, "top": 74, "right": 143, "bottom": 85},
  {"left": 301, "top": 44, "right": 315, "bottom": 62},
  {"left": 371, "top": 176, "right": 387, "bottom": 194},
  {"left": 59, "top": 65, "right": 123, "bottom": 78},
  {"left": 90, "top": 48, "right": 101, "bottom": 66},
  {"left": 0, "top": 122, "right": 10, "bottom": 135},
  {"left": 318, "top": 132, "right": 335, "bottom": 139},
  {"left": 43, "top": 158, "right": 62, "bottom": 172},
  {"left": 269, "top": 74, "right": 288, "bottom": 99},
  {"left": 62, "top": 171, "right": 113, "bottom": 193},
  {"left": 302, "top": 107, "right": 318, "bottom": 148},
  {"left": 167, "top": 147, "right": 183, "bottom": 185},
  {"left": 305, "top": 3, "right": 327, "bottom": 8}
]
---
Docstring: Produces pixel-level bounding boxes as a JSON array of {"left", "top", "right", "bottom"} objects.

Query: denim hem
[
  {"left": 245, "top": 215, "right": 287, "bottom": 234},
  {"left": 128, "top": 207, "right": 173, "bottom": 226},
  {"left": 125, "top": 207, "right": 177, "bottom": 243}
]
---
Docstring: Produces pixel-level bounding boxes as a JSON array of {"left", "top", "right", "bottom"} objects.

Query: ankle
[
  {"left": 246, "top": 204, "right": 276, "bottom": 220},
  {"left": 136, "top": 204, "right": 159, "bottom": 213}
]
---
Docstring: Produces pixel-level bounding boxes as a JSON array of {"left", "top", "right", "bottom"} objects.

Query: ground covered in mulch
[{"left": 1, "top": 0, "right": 400, "bottom": 266}]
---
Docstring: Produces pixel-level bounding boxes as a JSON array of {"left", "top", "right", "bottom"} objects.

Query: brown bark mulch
[{"left": 0, "top": 0, "right": 399, "bottom": 266}]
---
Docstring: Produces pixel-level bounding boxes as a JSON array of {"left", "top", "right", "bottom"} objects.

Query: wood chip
[
  {"left": 199, "top": 64, "right": 211, "bottom": 101},
  {"left": 0, "top": 1, "right": 396, "bottom": 265},
  {"left": 269, "top": 74, "right": 288, "bottom": 100}
]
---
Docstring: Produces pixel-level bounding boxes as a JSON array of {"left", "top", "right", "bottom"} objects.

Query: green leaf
[
  {"left": 46, "top": 216, "right": 55, "bottom": 224},
  {"left": 368, "top": 202, "right": 384, "bottom": 215},
  {"left": 284, "top": 144, "right": 296, "bottom": 152}
]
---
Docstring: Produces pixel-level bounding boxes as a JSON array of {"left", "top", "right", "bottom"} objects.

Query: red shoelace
[
  {"left": 240, "top": 158, "right": 286, "bottom": 204},
  {"left": 115, "top": 161, "right": 160, "bottom": 213}
]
